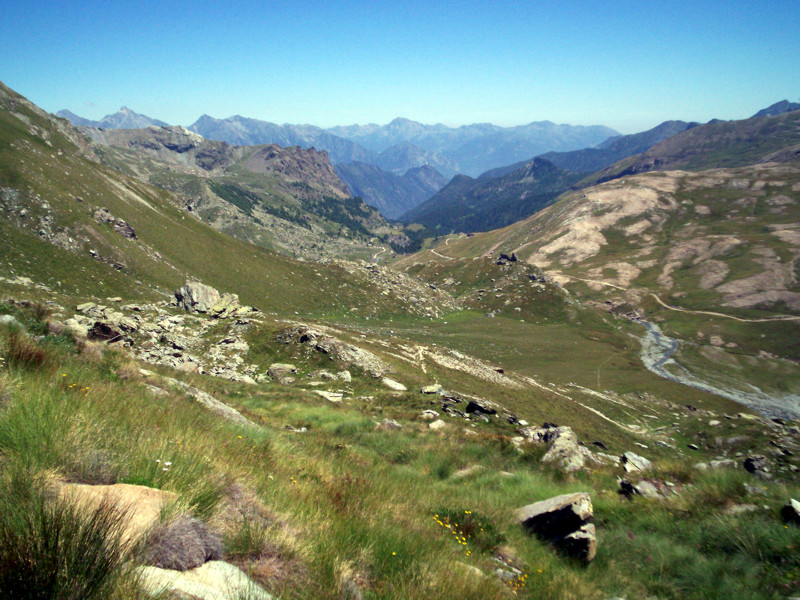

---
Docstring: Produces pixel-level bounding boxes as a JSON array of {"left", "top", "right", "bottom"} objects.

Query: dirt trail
[
  {"left": 557, "top": 273, "right": 800, "bottom": 322},
  {"left": 647, "top": 293, "right": 800, "bottom": 323},
  {"left": 372, "top": 247, "right": 388, "bottom": 261}
]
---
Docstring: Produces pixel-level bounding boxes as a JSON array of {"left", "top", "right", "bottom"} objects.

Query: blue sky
[{"left": 2, "top": 0, "right": 798, "bottom": 133}]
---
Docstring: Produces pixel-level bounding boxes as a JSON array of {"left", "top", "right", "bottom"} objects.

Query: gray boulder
[
  {"left": 519, "top": 426, "right": 585, "bottom": 472},
  {"left": 268, "top": 363, "right": 298, "bottom": 385},
  {"left": 175, "top": 281, "right": 221, "bottom": 314},
  {"left": 619, "top": 479, "right": 661, "bottom": 499},
  {"left": 515, "top": 492, "right": 596, "bottom": 562},
  {"left": 621, "top": 452, "right": 652, "bottom": 473}
]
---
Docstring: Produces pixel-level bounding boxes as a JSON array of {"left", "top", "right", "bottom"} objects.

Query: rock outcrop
[
  {"left": 174, "top": 281, "right": 257, "bottom": 318},
  {"left": 515, "top": 492, "right": 596, "bottom": 562},
  {"left": 519, "top": 425, "right": 585, "bottom": 472}
]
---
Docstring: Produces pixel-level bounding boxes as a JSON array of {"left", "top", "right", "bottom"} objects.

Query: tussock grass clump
[
  {"left": 692, "top": 468, "right": 751, "bottom": 508},
  {"left": 0, "top": 481, "right": 130, "bottom": 599},
  {"left": 5, "top": 329, "right": 49, "bottom": 370},
  {"left": 141, "top": 514, "right": 223, "bottom": 571}
]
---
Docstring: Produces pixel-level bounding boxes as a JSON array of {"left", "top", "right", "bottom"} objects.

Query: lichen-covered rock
[{"left": 142, "top": 515, "right": 222, "bottom": 571}]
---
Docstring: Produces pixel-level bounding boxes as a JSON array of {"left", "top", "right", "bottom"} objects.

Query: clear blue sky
[{"left": 2, "top": 0, "right": 798, "bottom": 133}]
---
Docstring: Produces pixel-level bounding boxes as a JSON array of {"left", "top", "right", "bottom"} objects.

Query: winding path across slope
[{"left": 556, "top": 274, "right": 800, "bottom": 323}]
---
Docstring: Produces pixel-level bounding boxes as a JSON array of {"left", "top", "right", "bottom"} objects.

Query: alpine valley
[{"left": 3, "top": 80, "right": 800, "bottom": 600}]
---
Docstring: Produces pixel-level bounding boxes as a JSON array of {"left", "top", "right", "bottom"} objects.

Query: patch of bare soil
[
  {"left": 525, "top": 175, "right": 680, "bottom": 268},
  {"left": 716, "top": 245, "right": 800, "bottom": 310}
]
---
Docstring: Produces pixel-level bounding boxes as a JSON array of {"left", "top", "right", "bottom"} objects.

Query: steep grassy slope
[{"left": 0, "top": 82, "right": 422, "bottom": 317}]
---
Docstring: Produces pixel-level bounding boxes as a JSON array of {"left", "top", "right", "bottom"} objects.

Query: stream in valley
[{"left": 637, "top": 320, "right": 800, "bottom": 420}]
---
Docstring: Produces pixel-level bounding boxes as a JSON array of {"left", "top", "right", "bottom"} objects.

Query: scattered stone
[
  {"left": 420, "top": 410, "right": 439, "bottom": 421},
  {"left": 781, "top": 499, "right": 800, "bottom": 525},
  {"left": 743, "top": 455, "right": 771, "bottom": 479},
  {"left": 515, "top": 492, "right": 596, "bottom": 562},
  {"left": 452, "top": 465, "right": 485, "bottom": 479},
  {"left": 381, "top": 377, "right": 407, "bottom": 391},
  {"left": 0, "top": 314, "right": 23, "bottom": 329},
  {"left": 164, "top": 378, "right": 256, "bottom": 427},
  {"left": 268, "top": 363, "right": 298, "bottom": 385},
  {"left": 175, "top": 281, "right": 221, "bottom": 314},
  {"left": 174, "top": 281, "right": 256, "bottom": 318},
  {"left": 724, "top": 504, "right": 759, "bottom": 516},
  {"left": 619, "top": 479, "right": 661, "bottom": 499},
  {"left": 421, "top": 383, "right": 443, "bottom": 394},
  {"left": 57, "top": 483, "right": 177, "bottom": 546},
  {"left": 112, "top": 219, "right": 136, "bottom": 239},
  {"left": 310, "top": 369, "right": 337, "bottom": 380},
  {"left": 429, "top": 419, "right": 447, "bottom": 431},
  {"left": 314, "top": 390, "right": 344, "bottom": 403},
  {"left": 620, "top": 452, "right": 652, "bottom": 474},
  {"left": 377, "top": 419, "right": 401, "bottom": 431},
  {"left": 337, "top": 370, "right": 352, "bottom": 383},
  {"left": 88, "top": 321, "right": 126, "bottom": 344},
  {"left": 687, "top": 443, "right": 700, "bottom": 450},
  {"left": 695, "top": 459, "right": 738, "bottom": 471},
  {"left": 519, "top": 426, "right": 585, "bottom": 472},
  {"left": 284, "top": 425, "right": 308, "bottom": 433},
  {"left": 465, "top": 400, "right": 497, "bottom": 416}
]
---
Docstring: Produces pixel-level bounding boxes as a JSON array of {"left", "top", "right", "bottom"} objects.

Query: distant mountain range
[
  {"left": 56, "top": 106, "right": 167, "bottom": 129},
  {"left": 59, "top": 108, "right": 618, "bottom": 176}
]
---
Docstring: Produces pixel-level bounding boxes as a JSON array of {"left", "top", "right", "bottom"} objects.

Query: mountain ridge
[{"left": 57, "top": 106, "right": 168, "bottom": 129}]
